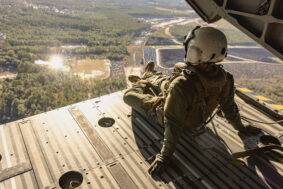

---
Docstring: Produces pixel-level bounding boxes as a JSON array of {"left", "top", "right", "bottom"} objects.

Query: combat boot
[
  {"left": 142, "top": 61, "right": 155, "bottom": 79},
  {"left": 128, "top": 75, "right": 141, "bottom": 83}
]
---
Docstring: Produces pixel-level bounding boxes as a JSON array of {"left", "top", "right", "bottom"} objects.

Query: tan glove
[
  {"left": 148, "top": 153, "right": 169, "bottom": 176},
  {"left": 228, "top": 114, "right": 261, "bottom": 135}
]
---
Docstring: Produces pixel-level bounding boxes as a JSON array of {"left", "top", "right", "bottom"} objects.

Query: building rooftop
[{"left": 0, "top": 90, "right": 282, "bottom": 188}]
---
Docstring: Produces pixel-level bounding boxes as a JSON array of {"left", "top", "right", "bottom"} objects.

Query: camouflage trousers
[{"left": 123, "top": 71, "right": 168, "bottom": 120}]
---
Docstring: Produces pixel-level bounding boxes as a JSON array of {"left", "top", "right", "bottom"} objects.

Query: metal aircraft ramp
[
  {"left": 0, "top": 90, "right": 282, "bottom": 189},
  {"left": 1, "top": 1, "right": 283, "bottom": 188}
]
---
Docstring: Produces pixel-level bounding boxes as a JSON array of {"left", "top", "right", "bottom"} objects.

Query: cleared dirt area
[
  {"left": 71, "top": 58, "right": 110, "bottom": 80},
  {"left": 0, "top": 67, "right": 17, "bottom": 80},
  {"left": 126, "top": 45, "right": 144, "bottom": 66},
  {"left": 146, "top": 36, "right": 178, "bottom": 46},
  {"left": 236, "top": 75, "right": 283, "bottom": 104},
  {"left": 0, "top": 72, "right": 17, "bottom": 80},
  {"left": 144, "top": 47, "right": 156, "bottom": 63},
  {"left": 228, "top": 47, "right": 280, "bottom": 64},
  {"left": 222, "top": 63, "right": 283, "bottom": 79},
  {"left": 159, "top": 48, "right": 185, "bottom": 68}
]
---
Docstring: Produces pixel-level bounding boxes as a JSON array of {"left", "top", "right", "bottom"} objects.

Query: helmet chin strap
[
  {"left": 185, "top": 63, "right": 198, "bottom": 73},
  {"left": 186, "top": 62, "right": 216, "bottom": 72},
  {"left": 188, "top": 62, "right": 201, "bottom": 66}
]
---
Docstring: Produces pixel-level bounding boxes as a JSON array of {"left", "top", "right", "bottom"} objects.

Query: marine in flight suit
[{"left": 123, "top": 26, "right": 260, "bottom": 175}]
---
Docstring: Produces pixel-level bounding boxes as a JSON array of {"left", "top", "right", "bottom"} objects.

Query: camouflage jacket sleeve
[
  {"left": 219, "top": 72, "right": 244, "bottom": 131},
  {"left": 160, "top": 76, "right": 195, "bottom": 158}
]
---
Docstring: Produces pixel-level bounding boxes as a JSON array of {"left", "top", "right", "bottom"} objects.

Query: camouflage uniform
[{"left": 123, "top": 64, "right": 244, "bottom": 158}]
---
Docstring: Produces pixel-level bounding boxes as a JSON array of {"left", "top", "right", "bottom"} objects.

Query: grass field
[
  {"left": 223, "top": 63, "right": 283, "bottom": 104},
  {"left": 151, "top": 30, "right": 173, "bottom": 39},
  {"left": 236, "top": 76, "right": 283, "bottom": 105}
]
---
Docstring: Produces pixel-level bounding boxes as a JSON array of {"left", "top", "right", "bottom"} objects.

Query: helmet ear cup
[
  {"left": 222, "top": 48, "right": 228, "bottom": 58},
  {"left": 221, "top": 48, "right": 226, "bottom": 55}
]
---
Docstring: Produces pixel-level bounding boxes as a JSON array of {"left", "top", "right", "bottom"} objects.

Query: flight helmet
[{"left": 183, "top": 26, "right": 227, "bottom": 65}]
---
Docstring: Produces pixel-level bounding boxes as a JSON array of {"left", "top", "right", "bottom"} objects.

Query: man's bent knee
[
  {"left": 123, "top": 91, "right": 151, "bottom": 117},
  {"left": 123, "top": 91, "right": 132, "bottom": 106}
]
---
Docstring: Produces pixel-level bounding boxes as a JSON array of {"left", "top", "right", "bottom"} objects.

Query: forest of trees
[
  {"left": 0, "top": 62, "right": 126, "bottom": 122},
  {"left": 0, "top": 1, "right": 154, "bottom": 123},
  {"left": 0, "top": 4, "right": 149, "bottom": 67}
]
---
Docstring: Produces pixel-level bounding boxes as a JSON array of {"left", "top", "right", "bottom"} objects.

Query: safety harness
[{"left": 146, "top": 64, "right": 225, "bottom": 137}]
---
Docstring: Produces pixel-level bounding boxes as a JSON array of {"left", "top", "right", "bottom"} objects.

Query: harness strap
[
  {"left": 231, "top": 144, "right": 283, "bottom": 161},
  {"left": 182, "top": 69, "right": 207, "bottom": 123},
  {"left": 148, "top": 65, "right": 222, "bottom": 130}
]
